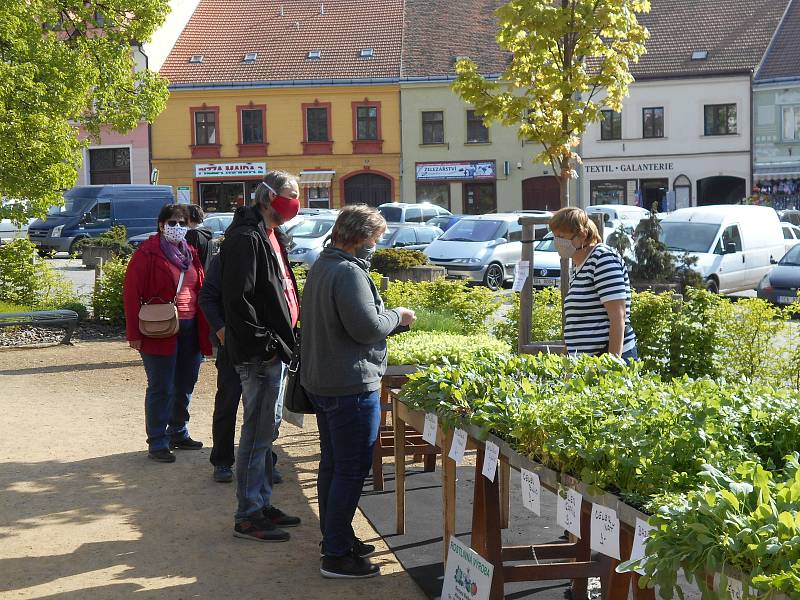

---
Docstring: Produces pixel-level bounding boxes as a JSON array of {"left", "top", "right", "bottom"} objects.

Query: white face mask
[
  {"left": 163, "top": 223, "right": 188, "bottom": 244},
  {"left": 553, "top": 236, "right": 578, "bottom": 259}
]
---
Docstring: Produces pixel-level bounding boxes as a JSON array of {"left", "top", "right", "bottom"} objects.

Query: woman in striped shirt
[{"left": 549, "top": 207, "right": 638, "bottom": 361}]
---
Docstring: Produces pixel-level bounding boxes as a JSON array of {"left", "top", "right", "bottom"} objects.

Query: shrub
[
  {"left": 57, "top": 301, "right": 89, "bottom": 321},
  {"left": 0, "top": 239, "right": 81, "bottom": 309},
  {"left": 630, "top": 207, "right": 677, "bottom": 283},
  {"left": 93, "top": 257, "right": 128, "bottom": 323},
  {"left": 371, "top": 248, "right": 428, "bottom": 275},
  {"left": 494, "top": 287, "right": 563, "bottom": 349},
  {"left": 74, "top": 225, "right": 133, "bottom": 257},
  {"left": 407, "top": 308, "right": 463, "bottom": 333},
  {"left": 292, "top": 265, "right": 308, "bottom": 298},
  {"left": 387, "top": 331, "right": 510, "bottom": 366}
]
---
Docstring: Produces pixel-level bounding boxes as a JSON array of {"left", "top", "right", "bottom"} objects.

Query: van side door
[
  {"left": 82, "top": 200, "right": 112, "bottom": 238},
  {"left": 714, "top": 224, "right": 745, "bottom": 291}
]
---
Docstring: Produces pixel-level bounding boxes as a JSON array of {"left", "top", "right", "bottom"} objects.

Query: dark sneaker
[
  {"left": 263, "top": 505, "right": 301, "bottom": 528},
  {"left": 213, "top": 466, "right": 233, "bottom": 483},
  {"left": 148, "top": 449, "right": 176, "bottom": 463},
  {"left": 320, "top": 553, "right": 380, "bottom": 579},
  {"left": 170, "top": 437, "right": 203, "bottom": 450},
  {"left": 320, "top": 537, "right": 376, "bottom": 558},
  {"left": 233, "top": 517, "right": 290, "bottom": 543}
]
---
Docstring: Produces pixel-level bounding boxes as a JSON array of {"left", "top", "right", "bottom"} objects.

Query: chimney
[
  {"left": 279, "top": 5, "right": 284, "bottom": 16},
  {"left": 320, "top": 3, "right": 325, "bottom": 15}
]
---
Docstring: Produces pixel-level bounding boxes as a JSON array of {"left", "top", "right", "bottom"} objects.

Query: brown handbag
[{"left": 138, "top": 271, "right": 184, "bottom": 339}]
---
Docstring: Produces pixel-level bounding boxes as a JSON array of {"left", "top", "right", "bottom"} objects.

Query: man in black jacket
[
  {"left": 221, "top": 170, "right": 301, "bottom": 543},
  {"left": 185, "top": 204, "right": 213, "bottom": 267}
]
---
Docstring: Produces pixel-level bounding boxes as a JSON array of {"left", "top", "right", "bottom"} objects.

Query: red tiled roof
[
  {"left": 161, "top": 0, "right": 403, "bottom": 85},
  {"left": 401, "top": 0, "right": 509, "bottom": 79},
  {"left": 756, "top": 0, "right": 800, "bottom": 81}
]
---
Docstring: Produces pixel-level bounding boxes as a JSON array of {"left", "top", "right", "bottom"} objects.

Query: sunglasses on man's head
[{"left": 166, "top": 220, "right": 187, "bottom": 227}]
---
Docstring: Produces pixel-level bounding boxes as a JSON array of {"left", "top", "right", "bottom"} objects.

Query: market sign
[
  {"left": 585, "top": 161, "right": 674, "bottom": 174},
  {"left": 416, "top": 160, "right": 496, "bottom": 181},
  {"left": 441, "top": 536, "right": 493, "bottom": 600},
  {"left": 195, "top": 162, "right": 266, "bottom": 178}
]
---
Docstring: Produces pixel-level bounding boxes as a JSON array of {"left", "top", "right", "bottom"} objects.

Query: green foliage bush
[
  {"left": 74, "top": 225, "right": 133, "bottom": 257},
  {"left": 406, "top": 308, "right": 463, "bottom": 334},
  {"left": 388, "top": 331, "right": 510, "bottom": 366},
  {"left": 495, "top": 287, "right": 562, "bottom": 348},
  {"left": 291, "top": 265, "right": 308, "bottom": 298},
  {"left": 93, "top": 257, "right": 128, "bottom": 323},
  {"left": 370, "top": 248, "right": 428, "bottom": 275}
]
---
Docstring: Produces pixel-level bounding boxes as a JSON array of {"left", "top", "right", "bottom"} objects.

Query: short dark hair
[
  {"left": 187, "top": 204, "right": 204, "bottom": 224},
  {"left": 157, "top": 204, "right": 189, "bottom": 225},
  {"left": 331, "top": 204, "right": 387, "bottom": 247}
]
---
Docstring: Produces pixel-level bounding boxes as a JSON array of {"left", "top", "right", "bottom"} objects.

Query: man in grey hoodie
[{"left": 300, "top": 205, "right": 415, "bottom": 580}]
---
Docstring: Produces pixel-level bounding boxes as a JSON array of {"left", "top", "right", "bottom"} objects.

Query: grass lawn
[{"left": 0, "top": 301, "right": 32, "bottom": 313}]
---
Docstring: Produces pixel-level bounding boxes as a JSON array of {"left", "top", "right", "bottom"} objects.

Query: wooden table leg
[
  {"left": 633, "top": 579, "right": 656, "bottom": 600},
  {"left": 499, "top": 456, "right": 510, "bottom": 530},
  {"left": 394, "top": 413, "right": 406, "bottom": 534},
  {"left": 423, "top": 452, "right": 437, "bottom": 472},
  {"left": 571, "top": 500, "right": 593, "bottom": 600},
  {"left": 441, "top": 430, "right": 456, "bottom": 564},
  {"left": 470, "top": 448, "right": 504, "bottom": 600},
  {"left": 372, "top": 442, "right": 384, "bottom": 491}
]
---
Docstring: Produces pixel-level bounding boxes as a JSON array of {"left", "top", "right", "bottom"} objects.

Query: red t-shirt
[{"left": 268, "top": 228, "right": 299, "bottom": 327}]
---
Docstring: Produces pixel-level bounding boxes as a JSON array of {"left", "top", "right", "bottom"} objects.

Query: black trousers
[{"left": 209, "top": 344, "right": 243, "bottom": 467}]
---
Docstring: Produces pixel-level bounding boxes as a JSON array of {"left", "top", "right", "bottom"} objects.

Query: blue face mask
[{"left": 356, "top": 243, "right": 377, "bottom": 264}]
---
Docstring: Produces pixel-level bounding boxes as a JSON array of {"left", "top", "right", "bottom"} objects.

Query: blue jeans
[
  {"left": 621, "top": 346, "right": 639, "bottom": 364},
  {"left": 234, "top": 356, "right": 285, "bottom": 521},
  {"left": 309, "top": 390, "right": 381, "bottom": 557},
  {"left": 141, "top": 319, "right": 203, "bottom": 452}
]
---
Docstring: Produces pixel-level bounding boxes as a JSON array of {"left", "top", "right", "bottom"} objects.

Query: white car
[
  {"left": 285, "top": 213, "right": 338, "bottom": 267},
  {"left": 781, "top": 223, "right": 800, "bottom": 255},
  {"left": 586, "top": 204, "right": 649, "bottom": 235}
]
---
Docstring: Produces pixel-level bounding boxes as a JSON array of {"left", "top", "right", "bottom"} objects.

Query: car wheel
[
  {"left": 484, "top": 263, "right": 504, "bottom": 291},
  {"left": 68, "top": 238, "right": 85, "bottom": 258},
  {"left": 705, "top": 277, "right": 719, "bottom": 294}
]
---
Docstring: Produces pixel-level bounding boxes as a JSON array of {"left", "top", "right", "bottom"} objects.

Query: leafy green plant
[
  {"left": 406, "top": 308, "right": 463, "bottom": 333},
  {"left": 291, "top": 265, "right": 308, "bottom": 298},
  {"left": 494, "top": 287, "right": 563, "bottom": 349},
  {"left": 0, "top": 238, "right": 81, "bottom": 309},
  {"left": 387, "top": 331, "right": 509, "bottom": 366},
  {"left": 606, "top": 223, "right": 632, "bottom": 264},
  {"left": 630, "top": 207, "right": 677, "bottom": 284},
  {"left": 93, "top": 257, "right": 128, "bottom": 323},
  {"left": 371, "top": 248, "right": 428, "bottom": 275},
  {"left": 74, "top": 225, "right": 133, "bottom": 257}
]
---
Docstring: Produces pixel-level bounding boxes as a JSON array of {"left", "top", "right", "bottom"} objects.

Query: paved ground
[
  {"left": 48, "top": 256, "right": 96, "bottom": 298},
  {"left": 0, "top": 340, "right": 425, "bottom": 600}
]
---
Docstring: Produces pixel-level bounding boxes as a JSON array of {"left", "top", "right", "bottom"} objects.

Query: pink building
[{"left": 75, "top": 122, "right": 151, "bottom": 185}]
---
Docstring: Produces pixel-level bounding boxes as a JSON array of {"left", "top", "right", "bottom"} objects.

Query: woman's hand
[
  {"left": 603, "top": 299, "right": 626, "bottom": 356},
  {"left": 216, "top": 327, "right": 225, "bottom": 345},
  {"left": 129, "top": 339, "right": 142, "bottom": 350},
  {"left": 397, "top": 307, "right": 416, "bottom": 326}
]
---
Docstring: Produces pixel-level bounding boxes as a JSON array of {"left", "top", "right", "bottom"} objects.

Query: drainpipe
[
  {"left": 398, "top": 85, "right": 404, "bottom": 202},
  {"left": 750, "top": 71, "right": 755, "bottom": 199}
]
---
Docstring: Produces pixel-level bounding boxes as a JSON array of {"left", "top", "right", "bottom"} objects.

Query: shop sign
[
  {"left": 195, "top": 162, "right": 266, "bottom": 178},
  {"left": 585, "top": 161, "right": 674, "bottom": 174},
  {"left": 441, "top": 536, "right": 493, "bottom": 600},
  {"left": 416, "top": 160, "right": 496, "bottom": 181},
  {"left": 176, "top": 186, "right": 191, "bottom": 204}
]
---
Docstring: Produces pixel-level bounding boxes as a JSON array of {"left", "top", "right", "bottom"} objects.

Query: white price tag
[
  {"left": 448, "top": 428, "right": 468, "bottom": 465},
  {"left": 520, "top": 469, "right": 541, "bottom": 516},
  {"left": 481, "top": 441, "right": 500, "bottom": 482},
  {"left": 556, "top": 488, "right": 582, "bottom": 538},
  {"left": 422, "top": 413, "right": 438, "bottom": 445},
  {"left": 725, "top": 577, "right": 744, "bottom": 600},
  {"left": 512, "top": 261, "right": 530, "bottom": 292},
  {"left": 630, "top": 518, "right": 655, "bottom": 574},
  {"left": 590, "top": 504, "right": 621, "bottom": 559}
]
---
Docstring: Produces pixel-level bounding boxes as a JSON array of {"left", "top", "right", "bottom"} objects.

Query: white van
[
  {"left": 659, "top": 205, "right": 784, "bottom": 294},
  {"left": 586, "top": 204, "right": 650, "bottom": 234}
]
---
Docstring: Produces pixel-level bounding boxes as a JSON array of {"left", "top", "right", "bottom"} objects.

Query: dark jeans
[
  {"left": 141, "top": 319, "right": 202, "bottom": 452},
  {"left": 621, "top": 346, "right": 639, "bottom": 364},
  {"left": 310, "top": 390, "right": 380, "bottom": 557},
  {"left": 209, "top": 344, "right": 243, "bottom": 468}
]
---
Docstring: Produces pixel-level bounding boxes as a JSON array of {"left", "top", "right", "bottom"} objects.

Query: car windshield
[
  {"left": 378, "top": 206, "right": 403, "bottom": 222},
  {"left": 440, "top": 219, "right": 502, "bottom": 242},
  {"left": 535, "top": 233, "right": 556, "bottom": 252},
  {"left": 287, "top": 219, "right": 334, "bottom": 239},
  {"left": 659, "top": 222, "right": 719, "bottom": 253},
  {"left": 48, "top": 198, "right": 81, "bottom": 216},
  {"left": 781, "top": 244, "right": 800, "bottom": 266},
  {"left": 378, "top": 227, "right": 397, "bottom": 246}
]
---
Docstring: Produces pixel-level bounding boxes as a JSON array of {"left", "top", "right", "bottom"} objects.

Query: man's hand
[
  {"left": 216, "top": 327, "right": 225, "bottom": 345},
  {"left": 397, "top": 307, "right": 417, "bottom": 327},
  {"left": 129, "top": 340, "right": 142, "bottom": 350}
]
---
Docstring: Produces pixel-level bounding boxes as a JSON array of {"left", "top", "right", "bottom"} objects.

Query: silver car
[
  {"left": 285, "top": 213, "right": 337, "bottom": 267},
  {"left": 423, "top": 213, "right": 524, "bottom": 290}
]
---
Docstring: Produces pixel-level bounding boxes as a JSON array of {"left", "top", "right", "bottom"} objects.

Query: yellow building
[{"left": 153, "top": 0, "right": 403, "bottom": 211}]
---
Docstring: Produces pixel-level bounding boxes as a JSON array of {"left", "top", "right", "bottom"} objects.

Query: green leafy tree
[
  {"left": 452, "top": 0, "right": 649, "bottom": 205},
  {"left": 0, "top": 1, "right": 170, "bottom": 223}
]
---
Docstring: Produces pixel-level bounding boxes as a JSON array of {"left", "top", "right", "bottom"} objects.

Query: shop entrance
[
  {"left": 463, "top": 182, "right": 497, "bottom": 214},
  {"left": 199, "top": 182, "right": 245, "bottom": 213},
  {"left": 640, "top": 178, "right": 668, "bottom": 212},
  {"left": 522, "top": 176, "right": 561, "bottom": 211},
  {"left": 697, "top": 176, "right": 747, "bottom": 206},
  {"left": 343, "top": 173, "right": 391, "bottom": 207}
]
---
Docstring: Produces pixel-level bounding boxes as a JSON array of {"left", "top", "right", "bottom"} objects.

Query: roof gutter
[
  {"left": 168, "top": 77, "right": 402, "bottom": 90},
  {"left": 754, "top": 75, "right": 800, "bottom": 86}
]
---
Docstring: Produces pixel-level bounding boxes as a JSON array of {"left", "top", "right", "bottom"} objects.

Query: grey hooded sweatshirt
[{"left": 299, "top": 246, "right": 401, "bottom": 397}]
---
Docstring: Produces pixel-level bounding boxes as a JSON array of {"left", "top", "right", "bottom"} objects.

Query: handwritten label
[
  {"left": 481, "top": 441, "right": 500, "bottom": 482},
  {"left": 448, "top": 428, "right": 468, "bottom": 465},
  {"left": 725, "top": 577, "right": 744, "bottom": 600},
  {"left": 422, "top": 413, "right": 438, "bottom": 446},
  {"left": 520, "top": 469, "right": 541, "bottom": 516},
  {"left": 512, "top": 261, "right": 530, "bottom": 292},
  {"left": 590, "top": 504, "right": 621, "bottom": 559},
  {"left": 441, "top": 536, "right": 494, "bottom": 600},
  {"left": 630, "top": 518, "right": 655, "bottom": 574},
  {"left": 556, "top": 488, "right": 582, "bottom": 538}
]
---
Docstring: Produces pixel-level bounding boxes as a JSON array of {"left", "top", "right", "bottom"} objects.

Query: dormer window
[
  {"left": 691, "top": 50, "right": 708, "bottom": 61},
  {"left": 189, "top": 54, "right": 204, "bottom": 64},
  {"left": 360, "top": 48, "right": 374, "bottom": 58},
  {"left": 307, "top": 50, "right": 322, "bottom": 60},
  {"left": 243, "top": 52, "right": 257, "bottom": 63}
]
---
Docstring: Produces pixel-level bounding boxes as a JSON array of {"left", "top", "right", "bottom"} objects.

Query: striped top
[{"left": 563, "top": 244, "right": 636, "bottom": 355}]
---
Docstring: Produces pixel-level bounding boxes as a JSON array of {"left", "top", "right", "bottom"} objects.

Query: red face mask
[{"left": 263, "top": 183, "right": 300, "bottom": 223}]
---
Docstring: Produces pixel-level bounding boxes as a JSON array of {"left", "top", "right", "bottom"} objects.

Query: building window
[
  {"left": 466, "top": 110, "right": 489, "bottom": 143},
  {"left": 642, "top": 107, "right": 664, "bottom": 138},
  {"left": 356, "top": 106, "right": 378, "bottom": 140},
  {"left": 306, "top": 107, "right": 329, "bottom": 142},
  {"left": 416, "top": 182, "right": 450, "bottom": 210},
  {"left": 89, "top": 148, "right": 130, "bottom": 184},
  {"left": 307, "top": 186, "right": 330, "bottom": 209},
  {"left": 704, "top": 103, "right": 737, "bottom": 135},
  {"left": 194, "top": 111, "right": 217, "bottom": 145},
  {"left": 601, "top": 110, "right": 622, "bottom": 140},
  {"left": 241, "top": 109, "right": 264, "bottom": 144},
  {"left": 783, "top": 106, "right": 800, "bottom": 141},
  {"left": 422, "top": 111, "right": 444, "bottom": 144},
  {"left": 590, "top": 180, "right": 627, "bottom": 205}
]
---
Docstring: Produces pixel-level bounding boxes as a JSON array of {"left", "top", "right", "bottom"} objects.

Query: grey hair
[
  {"left": 253, "top": 170, "right": 298, "bottom": 208},
  {"left": 331, "top": 204, "right": 387, "bottom": 247}
]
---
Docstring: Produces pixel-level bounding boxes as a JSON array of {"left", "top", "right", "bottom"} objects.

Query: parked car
[
  {"left": 426, "top": 214, "right": 465, "bottom": 232},
  {"left": 659, "top": 205, "right": 785, "bottom": 294},
  {"left": 778, "top": 209, "right": 800, "bottom": 227},
  {"left": 378, "top": 202, "right": 451, "bottom": 224},
  {"left": 281, "top": 207, "right": 337, "bottom": 235},
  {"left": 782, "top": 222, "right": 800, "bottom": 255},
  {"left": 28, "top": 185, "right": 174, "bottom": 255},
  {"left": 128, "top": 212, "right": 234, "bottom": 250},
  {"left": 512, "top": 209, "right": 553, "bottom": 240},
  {"left": 285, "top": 213, "right": 338, "bottom": 267},
  {"left": 377, "top": 223, "right": 443, "bottom": 251},
  {"left": 586, "top": 204, "right": 650, "bottom": 234},
  {"left": 424, "top": 213, "right": 523, "bottom": 291},
  {"left": 756, "top": 243, "right": 800, "bottom": 305}
]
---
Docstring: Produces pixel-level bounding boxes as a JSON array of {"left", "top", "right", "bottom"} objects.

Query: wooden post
[
  {"left": 441, "top": 429, "right": 456, "bottom": 564},
  {"left": 394, "top": 411, "right": 406, "bottom": 534},
  {"left": 93, "top": 256, "right": 104, "bottom": 299},
  {"left": 470, "top": 448, "right": 504, "bottom": 600},
  {"left": 499, "top": 456, "right": 511, "bottom": 530}
]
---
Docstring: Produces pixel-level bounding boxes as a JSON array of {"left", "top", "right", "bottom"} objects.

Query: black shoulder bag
[{"left": 284, "top": 333, "right": 314, "bottom": 414}]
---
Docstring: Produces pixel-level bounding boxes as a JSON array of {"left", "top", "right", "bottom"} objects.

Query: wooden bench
[{"left": 0, "top": 310, "right": 80, "bottom": 345}]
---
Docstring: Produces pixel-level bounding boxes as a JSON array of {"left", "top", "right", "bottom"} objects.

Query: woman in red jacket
[{"left": 123, "top": 204, "right": 213, "bottom": 463}]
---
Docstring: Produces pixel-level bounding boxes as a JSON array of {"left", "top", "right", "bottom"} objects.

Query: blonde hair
[{"left": 549, "top": 207, "right": 602, "bottom": 244}]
